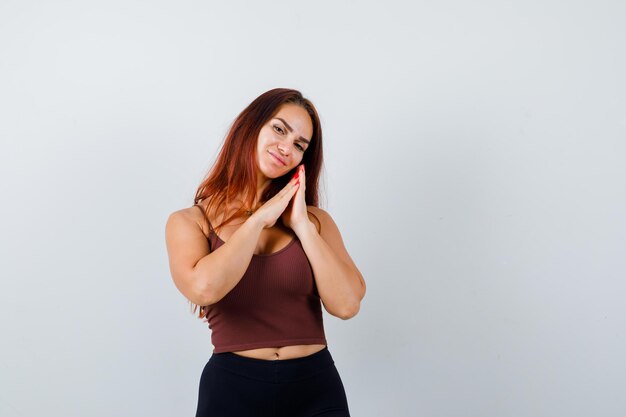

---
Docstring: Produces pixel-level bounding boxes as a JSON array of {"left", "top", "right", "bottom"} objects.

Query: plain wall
[{"left": 1, "top": 0, "right": 625, "bottom": 416}]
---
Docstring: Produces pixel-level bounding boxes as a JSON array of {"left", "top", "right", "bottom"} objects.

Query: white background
[{"left": 1, "top": 1, "right": 625, "bottom": 416}]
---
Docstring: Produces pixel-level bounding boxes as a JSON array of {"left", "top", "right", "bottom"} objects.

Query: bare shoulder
[
  {"left": 165, "top": 206, "right": 212, "bottom": 246},
  {"left": 306, "top": 205, "right": 324, "bottom": 233},
  {"left": 164, "top": 205, "right": 213, "bottom": 306},
  {"left": 173, "top": 204, "right": 208, "bottom": 234},
  {"left": 305, "top": 205, "right": 341, "bottom": 242}
]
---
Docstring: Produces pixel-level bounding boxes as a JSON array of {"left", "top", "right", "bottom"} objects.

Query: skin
[
  {"left": 251, "top": 103, "right": 312, "bottom": 205},
  {"left": 194, "top": 103, "right": 365, "bottom": 360}
]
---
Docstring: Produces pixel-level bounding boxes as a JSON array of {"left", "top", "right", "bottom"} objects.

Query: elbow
[
  {"left": 189, "top": 265, "right": 227, "bottom": 306},
  {"left": 192, "top": 280, "right": 220, "bottom": 307},
  {"left": 337, "top": 301, "right": 361, "bottom": 320},
  {"left": 358, "top": 274, "right": 366, "bottom": 301},
  {"left": 190, "top": 291, "right": 214, "bottom": 308}
]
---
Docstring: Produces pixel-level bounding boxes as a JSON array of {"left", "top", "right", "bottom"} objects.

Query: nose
[{"left": 277, "top": 142, "right": 289, "bottom": 156}]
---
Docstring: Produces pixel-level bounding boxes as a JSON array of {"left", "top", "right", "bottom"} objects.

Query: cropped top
[{"left": 193, "top": 205, "right": 327, "bottom": 353}]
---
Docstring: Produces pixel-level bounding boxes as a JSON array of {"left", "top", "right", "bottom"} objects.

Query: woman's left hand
[{"left": 281, "top": 164, "right": 311, "bottom": 235}]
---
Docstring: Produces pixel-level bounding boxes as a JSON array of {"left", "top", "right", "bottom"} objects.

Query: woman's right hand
[{"left": 251, "top": 175, "right": 301, "bottom": 229}]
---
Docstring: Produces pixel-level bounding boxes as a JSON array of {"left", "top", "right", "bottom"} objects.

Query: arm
[
  {"left": 296, "top": 207, "right": 366, "bottom": 320},
  {"left": 165, "top": 209, "right": 265, "bottom": 306}
]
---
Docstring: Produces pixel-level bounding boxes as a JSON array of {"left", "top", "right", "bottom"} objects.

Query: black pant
[{"left": 195, "top": 346, "right": 351, "bottom": 417}]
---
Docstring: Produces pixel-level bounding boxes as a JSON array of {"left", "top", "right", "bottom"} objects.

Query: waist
[
  {"left": 231, "top": 343, "right": 327, "bottom": 360},
  {"left": 208, "top": 346, "right": 335, "bottom": 383}
]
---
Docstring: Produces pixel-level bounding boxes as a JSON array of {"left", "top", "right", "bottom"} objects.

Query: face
[{"left": 256, "top": 103, "right": 313, "bottom": 180}]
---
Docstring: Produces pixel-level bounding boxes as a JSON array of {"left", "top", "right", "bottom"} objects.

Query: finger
[
  {"left": 298, "top": 165, "right": 306, "bottom": 188},
  {"left": 277, "top": 178, "right": 298, "bottom": 197},
  {"left": 296, "top": 181, "right": 304, "bottom": 198},
  {"left": 285, "top": 175, "right": 299, "bottom": 189},
  {"left": 287, "top": 181, "right": 300, "bottom": 198},
  {"left": 277, "top": 176, "right": 299, "bottom": 197}
]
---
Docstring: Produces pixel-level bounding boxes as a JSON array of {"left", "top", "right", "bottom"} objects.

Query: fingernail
[{"left": 293, "top": 170, "right": 299, "bottom": 180}]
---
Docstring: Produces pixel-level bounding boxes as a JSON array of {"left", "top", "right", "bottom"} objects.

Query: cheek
[{"left": 258, "top": 128, "right": 272, "bottom": 143}]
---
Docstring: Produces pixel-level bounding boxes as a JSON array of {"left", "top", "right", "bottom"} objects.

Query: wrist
[
  {"left": 247, "top": 212, "right": 267, "bottom": 231},
  {"left": 294, "top": 219, "right": 317, "bottom": 239}
]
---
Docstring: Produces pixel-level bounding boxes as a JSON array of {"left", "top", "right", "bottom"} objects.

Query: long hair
[{"left": 190, "top": 88, "right": 325, "bottom": 318}]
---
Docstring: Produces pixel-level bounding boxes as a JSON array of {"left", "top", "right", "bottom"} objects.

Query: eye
[
  {"left": 295, "top": 143, "right": 305, "bottom": 151},
  {"left": 273, "top": 125, "right": 284, "bottom": 134}
]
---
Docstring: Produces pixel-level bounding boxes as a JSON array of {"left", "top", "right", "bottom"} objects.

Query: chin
[{"left": 260, "top": 169, "right": 284, "bottom": 181}]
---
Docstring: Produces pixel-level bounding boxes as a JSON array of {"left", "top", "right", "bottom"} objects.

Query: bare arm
[
  {"left": 165, "top": 210, "right": 265, "bottom": 306},
  {"left": 296, "top": 207, "right": 366, "bottom": 320},
  {"left": 166, "top": 176, "right": 300, "bottom": 306}
]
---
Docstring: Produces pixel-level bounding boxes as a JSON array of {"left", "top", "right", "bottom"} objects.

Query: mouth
[{"left": 268, "top": 150, "right": 286, "bottom": 166}]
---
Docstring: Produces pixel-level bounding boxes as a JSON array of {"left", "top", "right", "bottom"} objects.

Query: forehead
[{"left": 272, "top": 104, "right": 313, "bottom": 139}]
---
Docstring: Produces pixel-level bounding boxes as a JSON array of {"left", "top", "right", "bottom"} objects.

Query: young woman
[{"left": 165, "top": 88, "right": 366, "bottom": 416}]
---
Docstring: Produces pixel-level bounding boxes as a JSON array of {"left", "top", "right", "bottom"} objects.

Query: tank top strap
[{"left": 193, "top": 204, "right": 216, "bottom": 235}]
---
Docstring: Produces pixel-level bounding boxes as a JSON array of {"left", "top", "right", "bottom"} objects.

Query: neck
[
  {"left": 256, "top": 171, "right": 271, "bottom": 199},
  {"left": 221, "top": 171, "right": 273, "bottom": 216},
  {"left": 248, "top": 170, "right": 273, "bottom": 210}
]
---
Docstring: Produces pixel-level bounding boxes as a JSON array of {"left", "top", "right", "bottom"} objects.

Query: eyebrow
[{"left": 275, "top": 117, "right": 311, "bottom": 145}]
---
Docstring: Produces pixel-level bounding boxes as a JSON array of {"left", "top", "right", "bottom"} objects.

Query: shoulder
[
  {"left": 167, "top": 205, "right": 208, "bottom": 237},
  {"left": 176, "top": 205, "right": 204, "bottom": 223},
  {"left": 306, "top": 205, "right": 326, "bottom": 234},
  {"left": 305, "top": 205, "right": 339, "bottom": 236}
]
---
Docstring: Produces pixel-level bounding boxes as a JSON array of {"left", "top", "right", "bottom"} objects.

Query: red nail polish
[{"left": 293, "top": 170, "right": 299, "bottom": 180}]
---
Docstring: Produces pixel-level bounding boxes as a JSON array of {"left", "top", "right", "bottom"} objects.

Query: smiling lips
[{"left": 268, "top": 150, "right": 286, "bottom": 166}]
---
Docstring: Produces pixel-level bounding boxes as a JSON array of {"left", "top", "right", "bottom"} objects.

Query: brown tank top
[{"left": 193, "top": 204, "right": 327, "bottom": 353}]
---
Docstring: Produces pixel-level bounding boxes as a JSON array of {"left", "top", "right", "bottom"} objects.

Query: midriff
[{"left": 232, "top": 344, "right": 327, "bottom": 360}]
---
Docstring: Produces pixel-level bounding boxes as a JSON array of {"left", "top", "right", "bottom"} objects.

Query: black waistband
[{"left": 208, "top": 347, "right": 335, "bottom": 383}]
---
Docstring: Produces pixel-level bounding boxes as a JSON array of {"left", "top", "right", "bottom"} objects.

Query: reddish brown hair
[{"left": 190, "top": 88, "right": 325, "bottom": 318}]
